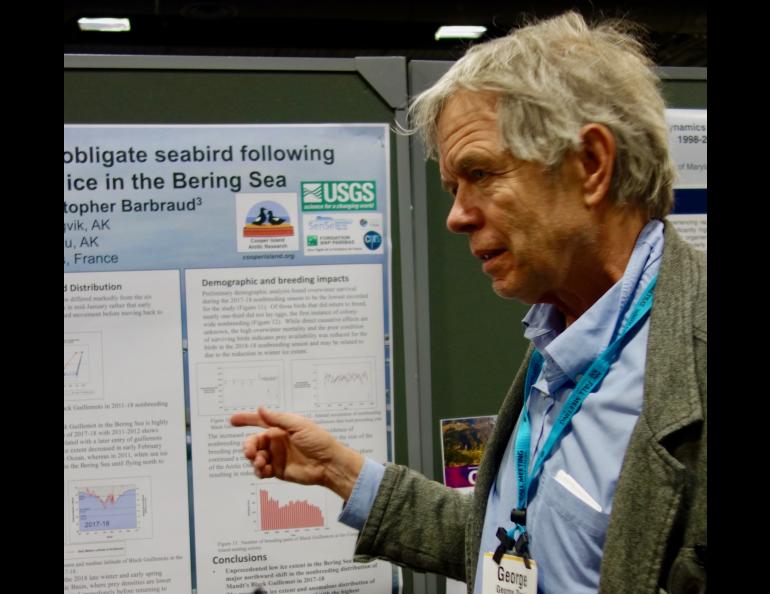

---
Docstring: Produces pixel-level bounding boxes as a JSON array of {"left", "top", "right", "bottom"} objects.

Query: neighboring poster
[
  {"left": 440, "top": 415, "right": 497, "bottom": 594},
  {"left": 666, "top": 109, "right": 707, "bottom": 251},
  {"left": 440, "top": 416, "right": 497, "bottom": 495},
  {"left": 64, "top": 124, "right": 396, "bottom": 594}
]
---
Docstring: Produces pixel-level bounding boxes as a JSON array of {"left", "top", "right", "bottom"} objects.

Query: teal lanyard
[{"left": 506, "top": 274, "right": 658, "bottom": 544}]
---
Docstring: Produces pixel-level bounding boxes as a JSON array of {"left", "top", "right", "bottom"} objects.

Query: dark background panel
[
  {"left": 662, "top": 78, "right": 708, "bottom": 108},
  {"left": 64, "top": 70, "right": 396, "bottom": 123}
]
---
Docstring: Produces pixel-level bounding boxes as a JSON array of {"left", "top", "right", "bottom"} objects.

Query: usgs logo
[{"left": 301, "top": 181, "right": 376, "bottom": 211}]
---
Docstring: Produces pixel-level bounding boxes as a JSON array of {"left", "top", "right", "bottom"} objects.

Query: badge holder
[
  {"left": 492, "top": 508, "right": 531, "bottom": 569},
  {"left": 483, "top": 511, "right": 537, "bottom": 594}
]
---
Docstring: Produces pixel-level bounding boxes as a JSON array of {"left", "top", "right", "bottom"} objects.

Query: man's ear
[{"left": 577, "top": 123, "right": 615, "bottom": 207}]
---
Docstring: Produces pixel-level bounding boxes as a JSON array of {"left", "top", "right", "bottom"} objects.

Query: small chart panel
[
  {"left": 249, "top": 484, "right": 338, "bottom": 532},
  {"left": 291, "top": 357, "right": 376, "bottom": 411},
  {"left": 64, "top": 332, "right": 104, "bottom": 401},
  {"left": 68, "top": 477, "right": 152, "bottom": 543},
  {"left": 197, "top": 361, "right": 283, "bottom": 416}
]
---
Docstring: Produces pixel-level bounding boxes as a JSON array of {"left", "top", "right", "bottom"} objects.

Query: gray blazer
[{"left": 354, "top": 223, "right": 706, "bottom": 594}]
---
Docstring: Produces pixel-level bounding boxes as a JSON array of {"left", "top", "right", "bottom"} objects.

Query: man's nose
[{"left": 446, "top": 191, "right": 482, "bottom": 234}]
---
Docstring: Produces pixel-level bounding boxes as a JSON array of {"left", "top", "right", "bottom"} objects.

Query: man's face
[{"left": 437, "top": 90, "right": 592, "bottom": 305}]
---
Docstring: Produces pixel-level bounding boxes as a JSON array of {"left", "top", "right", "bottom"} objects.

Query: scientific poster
[
  {"left": 666, "top": 109, "right": 707, "bottom": 251},
  {"left": 440, "top": 416, "right": 497, "bottom": 496},
  {"left": 64, "top": 124, "right": 396, "bottom": 594}
]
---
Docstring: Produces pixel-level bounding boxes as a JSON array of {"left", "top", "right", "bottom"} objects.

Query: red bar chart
[{"left": 259, "top": 489, "right": 325, "bottom": 530}]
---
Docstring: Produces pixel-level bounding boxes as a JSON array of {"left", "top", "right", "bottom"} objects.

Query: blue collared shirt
[{"left": 341, "top": 220, "right": 665, "bottom": 594}]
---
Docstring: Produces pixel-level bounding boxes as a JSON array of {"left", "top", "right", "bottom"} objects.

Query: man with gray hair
[{"left": 232, "top": 11, "right": 706, "bottom": 594}]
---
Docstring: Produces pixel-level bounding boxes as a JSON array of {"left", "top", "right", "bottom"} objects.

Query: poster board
[{"left": 64, "top": 57, "right": 411, "bottom": 594}]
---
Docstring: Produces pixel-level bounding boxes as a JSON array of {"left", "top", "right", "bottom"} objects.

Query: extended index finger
[{"left": 230, "top": 411, "right": 268, "bottom": 428}]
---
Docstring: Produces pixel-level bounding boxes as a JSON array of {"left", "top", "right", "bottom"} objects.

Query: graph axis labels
[{"left": 196, "top": 361, "right": 284, "bottom": 416}]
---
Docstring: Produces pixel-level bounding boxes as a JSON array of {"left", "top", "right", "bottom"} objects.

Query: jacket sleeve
[{"left": 352, "top": 463, "right": 473, "bottom": 581}]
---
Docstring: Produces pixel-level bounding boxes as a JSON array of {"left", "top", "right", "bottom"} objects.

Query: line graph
[
  {"left": 197, "top": 361, "right": 283, "bottom": 415},
  {"left": 64, "top": 348, "right": 87, "bottom": 380},
  {"left": 64, "top": 332, "right": 104, "bottom": 401},
  {"left": 291, "top": 358, "right": 377, "bottom": 411},
  {"left": 319, "top": 365, "right": 372, "bottom": 403},
  {"left": 68, "top": 477, "right": 152, "bottom": 543},
  {"left": 79, "top": 485, "right": 137, "bottom": 532}
]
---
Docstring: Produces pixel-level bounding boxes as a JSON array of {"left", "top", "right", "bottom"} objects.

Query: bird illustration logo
[
  {"left": 252, "top": 207, "right": 269, "bottom": 225},
  {"left": 243, "top": 202, "right": 294, "bottom": 237}
]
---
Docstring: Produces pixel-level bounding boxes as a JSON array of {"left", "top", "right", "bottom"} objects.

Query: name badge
[{"left": 481, "top": 552, "right": 537, "bottom": 594}]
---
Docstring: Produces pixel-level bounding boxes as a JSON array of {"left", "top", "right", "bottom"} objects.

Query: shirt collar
[{"left": 521, "top": 220, "right": 665, "bottom": 388}]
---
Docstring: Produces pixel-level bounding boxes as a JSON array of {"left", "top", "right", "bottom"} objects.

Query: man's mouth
[
  {"left": 474, "top": 249, "right": 506, "bottom": 273},
  {"left": 475, "top": 249, "right": 505, "bottom": 262}
]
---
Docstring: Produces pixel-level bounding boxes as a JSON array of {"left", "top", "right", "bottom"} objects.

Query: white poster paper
[
  {"left": 64, "top": 270, "right": 192, "bottom": 593},
  {"left": 185, "top": 264, "right": 391, "bottom": 593}
]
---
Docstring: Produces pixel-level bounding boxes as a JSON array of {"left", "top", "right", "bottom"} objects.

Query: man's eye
[{"left": 470, "top": 170, "right": 487, "bottom": 181}]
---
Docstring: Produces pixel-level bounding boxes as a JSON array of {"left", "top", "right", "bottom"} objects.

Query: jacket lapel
[{"left": 599, "top": 224, "right": 705, "bottom": 593}]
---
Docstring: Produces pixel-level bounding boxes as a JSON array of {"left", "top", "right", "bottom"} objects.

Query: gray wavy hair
[{"left": 409, "top": 11, "right": 675, "bottom": 218}]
